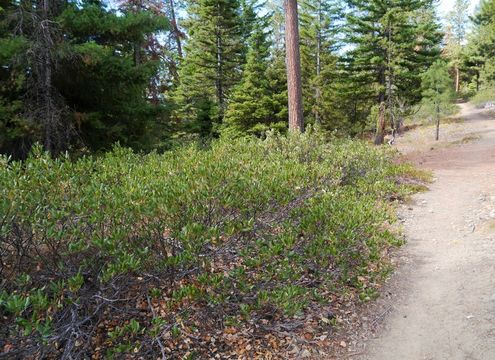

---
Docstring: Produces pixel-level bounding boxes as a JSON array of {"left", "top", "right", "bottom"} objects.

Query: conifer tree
[
  {"left": 0, "top": 0, "right": 169, "bottom": 157},
  {"left": 239, "top": 0, "right": 260, "bottom": 62},
  {"left": 267, "top": 0, "right": 286, "bottom": 51},
  {"left": 468, "top": 0, "right": 495, "bottom": 87},
  {"left": 346, "top": 0, "right": 442, "bottom": 144},
  {"left": 223, "top": 14, "right": 287, "bottom": 136},
  {"left": 445, "top": 0, "right": 470, "bottom": 93},
  {"left": 118, "top": 0, "right": 177, "bottom": 102},
  {"left": 173, "top": 0, "right": 243, "bottom": 137},
  {"left": 421, "top": 60, "right": 454, "bottom": 140},
  {"left": 300, "top": 0, "right": 342, "bottom": 128}
]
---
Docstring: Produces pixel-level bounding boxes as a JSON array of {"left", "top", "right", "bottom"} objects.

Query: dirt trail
[{"left": 359, "top": 103, "right": 495, "bottom": 360}]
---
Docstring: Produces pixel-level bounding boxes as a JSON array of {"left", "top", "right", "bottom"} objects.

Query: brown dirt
[{"left": 348, "top": 103, "right": 495, "bottom": 359}]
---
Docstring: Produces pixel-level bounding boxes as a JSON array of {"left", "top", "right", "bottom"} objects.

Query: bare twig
[{"left": 146, "top": 295, "right": 167, "bottom": 360}]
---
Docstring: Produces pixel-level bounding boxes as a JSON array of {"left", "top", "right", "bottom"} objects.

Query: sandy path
[{"left": 359, "top": 103, "right": 495, "bottom": 360}]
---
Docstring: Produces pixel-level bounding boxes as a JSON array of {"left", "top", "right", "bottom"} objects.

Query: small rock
[
  {"left": 300, "top": 349, "right": 312, "bottom": 358},
  {"left": 340, "top": 341, "right": 347, "bottom": 348},
  {"left": 288, "top": 345, "right": 299, "bottom": 355}
]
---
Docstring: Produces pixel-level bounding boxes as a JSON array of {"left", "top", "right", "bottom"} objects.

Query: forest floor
[{"left": 336, "top": 102, "right": 495, "bottom": 359}]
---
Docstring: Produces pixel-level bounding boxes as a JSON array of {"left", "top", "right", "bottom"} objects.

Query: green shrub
[
  {"left": 0, "top": 131, "right": 423, "bottom": 358},
  {"left": 407, "top": 100, "right": 459, "bottom": 126},
  {"left": 471, "top": 87, "right": 495, "bottom": 108}
]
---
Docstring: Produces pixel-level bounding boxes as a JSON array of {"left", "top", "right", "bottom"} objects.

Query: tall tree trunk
[
  {"left": 435, "top": 101, "right": 440, "bottom": 141},
  {"left": 374, "top": 64, "right": 386, "bottom": 145},
  {"left": 214, "top": 1, "right": 224, "bottom": 117},
  {"left": 374, "top": 100, "right": 386, "bottom": 145},
  {"left": 285, "top": 0, "right": 304, "bottom": 132},
  {"left": 216, "top": 29, "right": 224, "bottom": 114},
  {"left": 31, "top": 0, "right": 69, "bottom": 155},
  {"left": 455, "top": 65, "right": 460, "bottom": 93},
  {"left": 41, "top": 0, "right": 53, "bottom": 152},
  {"left": 168, "top": 0, "right": 183, "bottom": 59},
  {"left": 314, "top": 0, "right": 322, "bottom": 124},
  {"left": 476, "top": 70, "right": 480, "bottom": 92},
  {"left": 386, "top": 22, "right": 395, "bottom": 142}
]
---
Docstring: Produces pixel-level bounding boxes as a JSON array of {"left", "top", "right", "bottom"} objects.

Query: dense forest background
[{"left": 1, "top": 0, "right": 490, "bottom": 158}]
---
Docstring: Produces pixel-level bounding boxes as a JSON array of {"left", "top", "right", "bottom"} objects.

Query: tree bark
[
  {"left": 386, "top": 21, "right": 396, "bottom": 142},
  {"left": 476, "top": 70, "right": 480, "bottom": 92},
  {"left": 314, "top": 0, "right": 322, "bottom": 124},
  {"left": 374, "top": 64, "right": 386, "bottom": 145},
  {"left": 374, "top": 101, "right": 386, "bottom": 145},
  {"left": 214, "top": 1, "right": 224, "bottom": 116},
  {"left": 168, "top": 0, "right": 183, "bottom": 59},
  {"left": 216, "top": 28, "right": 224, "bottom": 112},
  {"left": 285, "top": 0, "right": 304, "bottom": 132},
  {"left": 455, "top": 65, "right": 460, "bottom": 93},
  {"left": 36, "top": 0, "right": 67, "bottom": 155},
  {"left": 435, "top": 102, "right": 440, "bottom": 141}
]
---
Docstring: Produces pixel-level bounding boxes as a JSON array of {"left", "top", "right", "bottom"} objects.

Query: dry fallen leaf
[
  {"left": 303, "top": 332, "right": 313, "bottom": 341},
  {"left": 3, "top": 343, "right": 14, "bottom": 353}
]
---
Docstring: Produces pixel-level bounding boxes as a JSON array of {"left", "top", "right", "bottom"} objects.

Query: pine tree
[
  {"left": 223, "top": 13, "right": 287, "bottom": 136},
  {"left": 447, "top": 0, "right": 470, "bottom": 43},
  {"left": 421, "top": 60, "right": 454, "bottom": 140},
  {"left": 0, "top": 0, "right": 169, "bottom": 157},
  {"left": 445, "top": 0, "right": 470, "bottom": 93},
  {"left": 346, "top": 0, "right": 442, "bottom": 144},
  {"left": 239, "top": 0, "right": 260, "bottom": 63},
  {"left": 173, "top": 0, "right": 243, "bottom": 137},
  {"left": 267, "top": 48, "right": 290, "bottom": 122},
  {"left": 0, "top": 0, "right": 31, "bottom": 157},
  {"left": 267, "top": 0, "right": 286, "bottom": 51},
  {"left": 468, "top": 0, "right": 495, "bottom": 88},
  {"left": 299, "top": 0, "right": 342, "bottom": 128},
  {"left": 166, "top": 0, "right": 185, "bottom": 61},
  {"left": 117, "top": 0, "right": 178, "bottom": 103}
]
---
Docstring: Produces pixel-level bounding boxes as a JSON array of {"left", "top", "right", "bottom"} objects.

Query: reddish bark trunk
[
  {"left": 374, "top": 102, "right": 386, "bottom": 145},
  {"left": 285, "top": 0, "right": 304, "bottom": 132}
]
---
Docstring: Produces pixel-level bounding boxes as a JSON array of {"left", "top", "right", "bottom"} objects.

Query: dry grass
[
  {"left": 486, "top": 219, "right": 495, "bottom": 231},
  {"left": 449, "top": 133, "right": 482, "bottom": 146}
]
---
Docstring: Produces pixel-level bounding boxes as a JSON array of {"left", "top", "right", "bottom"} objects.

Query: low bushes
[
  {"left": 471, "top": 87, "right": 495, "bottom": 108},
  {"left": 0, "top": 131, "right": 423, "bottom": 358},
  {"left": 406, "top": 100, "right": 459, "bottom": 127}
]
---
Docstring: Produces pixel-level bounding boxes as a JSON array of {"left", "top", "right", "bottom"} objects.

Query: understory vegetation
[
  {"left": 471, "top": 87, "right": 495, "bottom": 108},
  {"left": 0, "top": 132, "right": 425, "bottom": 358},
  {"left": 3, "top": 0, "right": 494, "bottom": 357}
]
